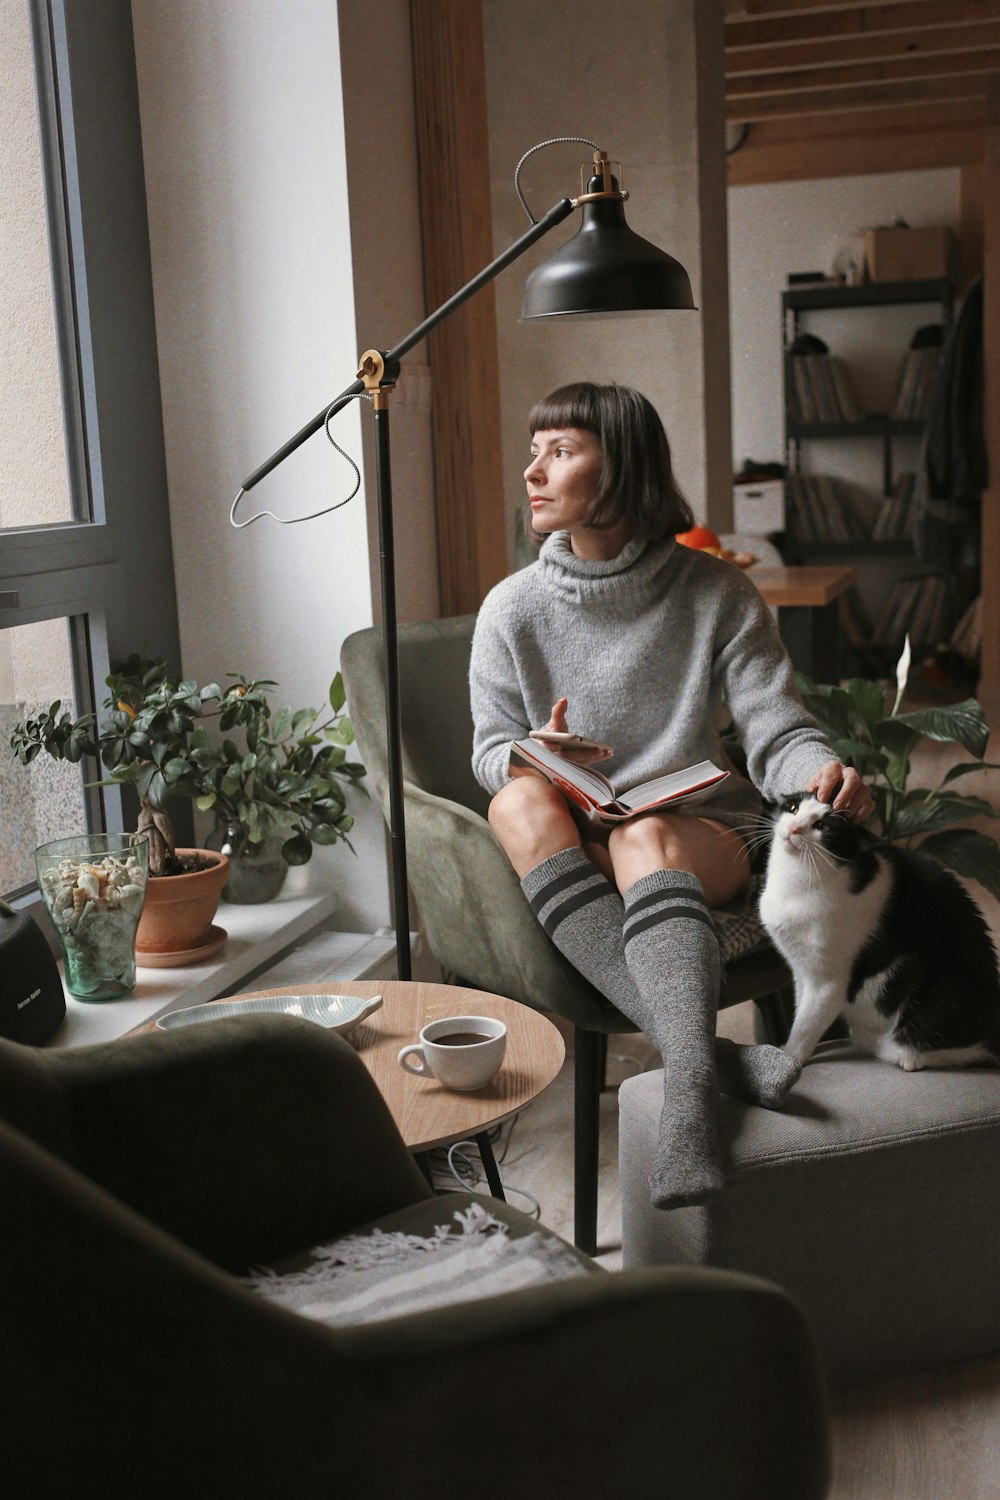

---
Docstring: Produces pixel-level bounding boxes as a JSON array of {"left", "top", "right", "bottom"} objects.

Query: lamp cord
[
  {"left": 514, "top": 136, "right": 599, "bottom": 225},
  {"left": 230, "top": 391, "right": 372, "bottom": 528}
]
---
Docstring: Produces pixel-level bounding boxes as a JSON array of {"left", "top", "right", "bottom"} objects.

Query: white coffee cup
[{"left": 397, "top": 1014, "right": 507, "bottom": 1091}]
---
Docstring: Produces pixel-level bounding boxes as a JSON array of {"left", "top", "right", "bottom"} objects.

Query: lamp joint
[
  {"left": 357, "top": 349, "right": 400, "bottom": 409},
  {"left": 573, "top": 151, "right": 628, "bottom": 207}
]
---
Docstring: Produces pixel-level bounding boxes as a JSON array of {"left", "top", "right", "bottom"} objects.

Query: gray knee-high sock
[
  {"left": 520, "top": 847, "right": 799, "bottom": 1111},
  {"left": 620, "top": 869, "right": 725, "bottom": 1208}
]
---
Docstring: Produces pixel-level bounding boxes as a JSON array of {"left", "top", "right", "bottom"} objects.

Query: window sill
[{"left": 51, "top": 887, "right": 399, "bottom": 1047}]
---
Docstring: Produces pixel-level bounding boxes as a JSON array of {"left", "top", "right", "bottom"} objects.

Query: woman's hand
[
  {"left": 533, "top": 697, "right": 614, "bottom": 764},
  {"left": 807, "top": 761, "right": 875, "bottom": 822}
]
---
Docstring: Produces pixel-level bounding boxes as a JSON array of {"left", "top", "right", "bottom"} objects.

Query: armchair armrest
[
  {"left": 404, "top": 782, "right": 622, "bottom": 1031},
  {"left": 0, "top": 1016, "right": 430, "bottom": 1269}
]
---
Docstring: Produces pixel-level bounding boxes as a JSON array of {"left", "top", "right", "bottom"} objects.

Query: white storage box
[{"left": 733, "top": 480, "right": 785, "bottom": 535}]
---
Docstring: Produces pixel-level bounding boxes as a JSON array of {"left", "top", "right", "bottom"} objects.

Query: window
[{"left": 1, "top": 0, "right": 182, "bottom": 899}]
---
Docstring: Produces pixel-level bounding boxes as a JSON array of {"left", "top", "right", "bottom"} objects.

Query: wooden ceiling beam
[
  {"left": 727, "top": 21, "right": 1000, "bottom": 77},
  {"left": 734, "top": 0, "right": 937, "bottom": 13},
  {"left": 728, "top": 71, "right": 991, "bottom": 121},
  {"left": 727, "top": 100, "right": 984, "bottom": 183},
  {"left": 728, "top": 48, "right": 1000, "bottom": 98},
  {"left": 727, "top": 2, "right": 1000, "bottom": 51}
]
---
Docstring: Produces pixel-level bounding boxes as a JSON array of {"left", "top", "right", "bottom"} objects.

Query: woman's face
[
  {"left": 524, "top": 426, "right": 603, "bottom": 534},
  {"left": 524, "top": 426, "right": 632, "bottom": 559}
]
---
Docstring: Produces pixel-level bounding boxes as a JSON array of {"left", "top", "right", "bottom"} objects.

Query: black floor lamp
[{"left": 232, "top": 139, "right": 696, "bottom": 980}]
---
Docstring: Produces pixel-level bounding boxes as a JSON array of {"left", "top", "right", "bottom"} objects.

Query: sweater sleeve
[
  {"left": 469, "top": 594, "right": 531, "bottom": 796},
  {"left": 714, "top": 565, "right": 834, "bottom": 800}
]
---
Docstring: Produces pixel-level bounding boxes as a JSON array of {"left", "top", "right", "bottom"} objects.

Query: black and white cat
[{"left": 759, "top": 792, "right": 1000, "bottom": 1072}]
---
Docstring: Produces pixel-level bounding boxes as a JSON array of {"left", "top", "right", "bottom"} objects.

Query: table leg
[
  {"left": 778, "top": 601, "right": 841, "bottom": 683},
  {"left": 414, "top": 1151, "right": 434, "bottom": 1188},
  {"left": 475, "top": 1131, "right": 506, "bottom": 1201}
]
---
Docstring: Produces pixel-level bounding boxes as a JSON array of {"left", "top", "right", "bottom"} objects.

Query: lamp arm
[{"left": 239, "top": 196, "right": 575, "bottom": 493}]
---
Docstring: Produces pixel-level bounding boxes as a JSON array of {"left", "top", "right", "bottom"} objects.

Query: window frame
[{"left": 2, "top": 0, "right": 185, "bottom": 901}]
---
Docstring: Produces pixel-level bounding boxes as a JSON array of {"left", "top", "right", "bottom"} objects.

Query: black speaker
[{"left": 0, "top": 899, "right": 66, "bottom": 1045}]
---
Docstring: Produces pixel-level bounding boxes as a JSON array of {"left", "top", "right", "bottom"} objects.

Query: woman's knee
[{"left": 488, "top": 778, "right": 580, "bottom": 874}]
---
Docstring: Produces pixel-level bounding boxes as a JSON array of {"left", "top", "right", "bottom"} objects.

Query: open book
[{"left": 508, "top": 738, "right": 728, "bottom": 826}]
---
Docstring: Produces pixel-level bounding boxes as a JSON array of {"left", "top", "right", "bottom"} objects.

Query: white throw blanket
[{"left": 243, "top": 1203, "right": 588, "bottom": 1327}]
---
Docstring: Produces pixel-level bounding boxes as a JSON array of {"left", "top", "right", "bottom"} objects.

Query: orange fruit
[{"left": 675, "top": 525, "right": 722, "bottom": 552}]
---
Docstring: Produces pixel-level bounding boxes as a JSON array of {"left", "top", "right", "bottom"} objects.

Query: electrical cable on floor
[{"left": 427, "top": 1109, "right": 541, "bottom": 1218}]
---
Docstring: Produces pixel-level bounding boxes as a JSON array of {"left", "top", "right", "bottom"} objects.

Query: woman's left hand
[{"left": 807, "top": 762, "right": 875, "bottom": 823}]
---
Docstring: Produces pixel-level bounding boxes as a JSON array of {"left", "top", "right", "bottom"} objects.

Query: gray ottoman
[{"left": 620, "top": 1041, "right": 1000, "bottom": 1384}]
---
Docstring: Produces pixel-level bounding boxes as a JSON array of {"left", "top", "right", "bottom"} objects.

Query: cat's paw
[{"left": 899, "top": 1053, "right": 925, "bottom": 1072}]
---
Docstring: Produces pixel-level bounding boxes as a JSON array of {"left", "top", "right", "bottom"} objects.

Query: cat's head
[{"left": 769, "top": 791, "right": 864, "bottom": 861}]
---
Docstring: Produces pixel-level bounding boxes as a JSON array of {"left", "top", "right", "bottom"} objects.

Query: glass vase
[
  {"left": 206, "top": 821, "right": 289, "bottom": 904},
  {"left": 35, "top": 832, "right": 149, "bottom": 1000}
]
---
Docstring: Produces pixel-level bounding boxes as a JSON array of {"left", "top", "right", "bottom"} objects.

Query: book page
[
  {"left": 616, "top": 760, "right": 727, "bottom": 812},
  {"left": 508, "top": 739, "right": 616, "bottom": 806}
]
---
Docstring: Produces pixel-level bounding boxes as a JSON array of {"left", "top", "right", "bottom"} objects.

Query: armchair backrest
[{"left": 342, "top": 615, "right": 489, "bottom": 818}]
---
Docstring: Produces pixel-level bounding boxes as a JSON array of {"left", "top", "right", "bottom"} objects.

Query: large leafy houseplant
[
  {"left": 795, "top": 639, "right": 1000, "bottom": 899},
  {"left": 9, "top": 656, "right": 366, "bottom": 880}
]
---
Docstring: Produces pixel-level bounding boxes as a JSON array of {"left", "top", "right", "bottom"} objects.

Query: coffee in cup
[{"left": 397, "top": 1014, "right": 507, "bottom": 1091}]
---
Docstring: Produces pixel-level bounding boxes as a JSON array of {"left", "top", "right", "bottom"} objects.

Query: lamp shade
[{"left": 520, "top": 175, "right": 696, "bottom": 321}]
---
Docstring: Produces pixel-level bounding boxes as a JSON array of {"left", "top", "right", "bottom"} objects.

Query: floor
[{"left": 429, "top": 730, "right": 1000, "bottom": 1499}]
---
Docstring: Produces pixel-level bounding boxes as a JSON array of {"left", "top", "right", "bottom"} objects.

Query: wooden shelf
[
  {"left": 782, "top": 279, "right": 953, "bottom": 313},
  {"left": 787, "top": 417, "right": 925, "bottom": 441}
]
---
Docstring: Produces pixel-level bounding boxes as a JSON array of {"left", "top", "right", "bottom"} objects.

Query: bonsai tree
[
  {"left": 795, "top": 637, "right": 1000, "bottom": 898},
  {"left": 9, "top": 655, "right": 366, "bottom": 879}
]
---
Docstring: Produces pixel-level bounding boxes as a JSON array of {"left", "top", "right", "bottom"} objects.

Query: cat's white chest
[{"left": 759, "top": 826, "right": 888, "bottom": 970}]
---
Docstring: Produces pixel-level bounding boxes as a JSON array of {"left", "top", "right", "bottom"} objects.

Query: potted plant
[
  {"left": 795, "top": 638, "right": 1000, "bottom": 898},
  {"left": 8, "top": 655, "right": 366, "bottom": 952}
]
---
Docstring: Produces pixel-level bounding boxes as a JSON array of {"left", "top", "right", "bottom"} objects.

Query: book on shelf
[
  {"left": 789, "top": 353, "right": 863, "bottom": 425},
  {"left": 871, "top": 575, "right": 949, "bottom": 649},
  {"left": 890, "top": 346, "right": 940, "bottom": 421},
  {"left": 871, "top": 471, "right": 916, "bottom": 542},
  {"left": 507, "top": 738, "right": 728, "bottom": 827},
  {"left": 786, "top": 474, "right": 872, "bottom": 544}
]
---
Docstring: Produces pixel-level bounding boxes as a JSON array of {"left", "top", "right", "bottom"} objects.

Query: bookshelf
[{"left": 780, "top": 278, "right": 956, "bottom": 671}]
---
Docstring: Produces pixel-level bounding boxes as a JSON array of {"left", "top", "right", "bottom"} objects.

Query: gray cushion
[{"left": 620, "top": 1041, "right": 1000, "bottom": 1384}]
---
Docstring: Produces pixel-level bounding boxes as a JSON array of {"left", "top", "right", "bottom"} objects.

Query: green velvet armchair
[
  {"left": 0, "top": 1017, "right": 830, "bottom": 1497},
  {"left": 341, "top": 617, "right": 794, "bottom": 1254}
]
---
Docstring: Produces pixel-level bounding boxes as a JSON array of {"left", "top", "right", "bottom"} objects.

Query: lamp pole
[{"left": 238, "top": 199, "right": 576, "bottom": 977}]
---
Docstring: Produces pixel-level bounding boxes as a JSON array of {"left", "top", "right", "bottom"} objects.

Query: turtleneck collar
[{"left": 537, "top": 530, "right": 675, "bottom": 605}]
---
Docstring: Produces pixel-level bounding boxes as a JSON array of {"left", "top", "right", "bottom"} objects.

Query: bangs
[{"left": 528, "top": 383, "right": 602, "bottom": 437}]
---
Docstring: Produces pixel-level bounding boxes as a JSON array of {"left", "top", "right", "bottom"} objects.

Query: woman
[{"left": 470, "top": 382, "right": 873, "bottom": 1210}]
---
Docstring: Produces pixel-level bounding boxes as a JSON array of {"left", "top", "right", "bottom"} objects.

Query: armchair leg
[{"left": 574, "top": 1026, "right": 603, "bottom": 1256}]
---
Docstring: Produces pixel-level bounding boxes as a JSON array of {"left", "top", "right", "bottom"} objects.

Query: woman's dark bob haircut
[{"left": 525, "top": 381, "right": 694, "bottom": 545}]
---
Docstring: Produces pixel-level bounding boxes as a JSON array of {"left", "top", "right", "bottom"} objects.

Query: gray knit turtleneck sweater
[{"left": 469, "top": 530, "right": 834, "bottom": 828}]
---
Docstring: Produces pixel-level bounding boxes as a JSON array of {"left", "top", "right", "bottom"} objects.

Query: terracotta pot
[{"left": 135, "top": 849, "right": 229, "bottom": 957}]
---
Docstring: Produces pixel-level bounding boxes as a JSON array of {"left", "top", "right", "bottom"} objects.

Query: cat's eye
[{"left": 786, "top": 799, "right": 799, "bottom": 813}]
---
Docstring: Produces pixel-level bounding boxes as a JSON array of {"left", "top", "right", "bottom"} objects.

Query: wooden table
[
  {"left": 750, "top": 564, "right": 857, "bottom": 682},
  {"left": 156, "top": 980, "right": 566, "bottom": 1199}
]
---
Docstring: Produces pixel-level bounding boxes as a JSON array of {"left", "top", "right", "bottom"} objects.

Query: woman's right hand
[{"left": 532, "top": 698, "right": 613, "bottom": 764}]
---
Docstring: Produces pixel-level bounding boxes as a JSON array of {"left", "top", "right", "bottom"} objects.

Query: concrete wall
[
  {"left": 131, "top": 0, "right": 407, "bottom": 930},
  {"left": 482, "top": 0, "right": 733, "bottom": 551}
]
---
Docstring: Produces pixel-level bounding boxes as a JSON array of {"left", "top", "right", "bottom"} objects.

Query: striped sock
[
  {"left": 621, "top": 869, "right": 725, "bottom": 1208},
  {"left": 521, "top": 847, "right": 800, "bottom": 1115}
]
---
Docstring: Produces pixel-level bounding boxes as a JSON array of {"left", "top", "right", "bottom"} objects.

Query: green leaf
[
  {"left": 918, "top": 829, "right": 1000, "bottom": 900},
  {"left": 895, "top": 795, "right": 1000, "bottom": 839},
  {"left": 894, "top": 699, "right": 990, "bottom": 759},
  {"left": 309, "top": 823, "right": 342, "bottom": 845},
  {"left": 196, "top": 793, "right": 217, "bottom": 812},
  {"left": 829, "top": 737, "right": 885, "bottom": 772},
  {"left": 271, "top": 707, "right": 293, "bottom": 743},
  {"left": 199, "top": 683, "right": 222, "bottom": 701},
  {"left": 163, "top": 756, "right": 192, "bottom": 782},
  {"left": 281, "top": 832, "right": 313, "bottom": 866},
  {"left": 938, "top": 760, "right": 1000, "bottom": 789},
  {"left": 329, "top": 673, "right": 346, "bottom": 713},
  {"left": 845, "top": 678, "right": 886, "bottom": 728}
]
